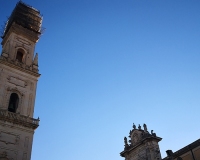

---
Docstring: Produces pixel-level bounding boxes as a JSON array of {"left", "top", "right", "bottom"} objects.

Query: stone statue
[
  {"left": 129, "top": 130, "right": 132, "bottom": 136},
  {"left": 124, "top": 137, "right": 128, "bottom": 145},
  {"left": 133, "top": 123, "right": 136, "bottom": 129},
  {"left": 143, "top": 123, "right": 147, "bottom": 132},
  {"left": 138, "top": 124, "right": 141, "bottom": 130},
  {"left": 124, "top": 136, "right": 129, "bottom": 149},
  {"left": 151, "top": 130, "right": 156, "bottom": 137}
]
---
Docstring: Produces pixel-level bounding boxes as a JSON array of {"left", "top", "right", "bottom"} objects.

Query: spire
[
  {"left": 33, "top": 53, "right": 38, "bottom": 66},
  {"left": 32, "top": 53, "right": 39, "bottom": 73}
]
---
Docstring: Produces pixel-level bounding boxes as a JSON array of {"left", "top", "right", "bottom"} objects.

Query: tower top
[
  {"left": 2, "top": 1, "right": 42, "bottom": 40},
  {"left": 120, "top": 123, "right": 162, "bottom": 158}
]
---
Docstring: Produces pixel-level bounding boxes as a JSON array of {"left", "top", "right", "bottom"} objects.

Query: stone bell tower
[
  {"left": 0, "top": 1, "right": 42, "bottom": 160},
  {"left": 120, "top": 123, "right": 162, "bottom": 160}
]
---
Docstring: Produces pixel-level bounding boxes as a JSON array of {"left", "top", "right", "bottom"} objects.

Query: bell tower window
[
  {"left": 8, "top": 93, "right": 19, "bottom": 113},
  {"left": 16, "top": 49, "right": 24, "bottom": 63}
]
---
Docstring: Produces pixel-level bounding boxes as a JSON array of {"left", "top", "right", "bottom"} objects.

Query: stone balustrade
[{"left": 0, "top": 109, "right": 39, "bottom": 129}]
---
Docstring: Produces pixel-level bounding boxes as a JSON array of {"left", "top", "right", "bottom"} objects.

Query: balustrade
[{"left": 0, "top": 109, "right": 39, "bottom": 129}]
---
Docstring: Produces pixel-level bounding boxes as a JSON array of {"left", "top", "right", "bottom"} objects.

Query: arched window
[
  {"left": 8, "top": 93, "right": 19, "bottom": 113},
  {"left": 16, "top": 48, "right": 24, "bottom": 63}
]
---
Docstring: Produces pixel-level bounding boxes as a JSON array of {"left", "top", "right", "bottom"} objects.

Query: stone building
[
  {"left": 120, "top": 123, "right": 200, "bottom": 160},
  {"left": 0, "top": 1, "right": 42, "bottom": 160}
]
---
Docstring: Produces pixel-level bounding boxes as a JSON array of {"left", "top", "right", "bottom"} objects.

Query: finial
[
  {"left": 33, "top": 53, "right": 38, "bottom": 66},
  {"left": 143, "top": 123, "right": 147, "bottom": 132},
  {"left": 133, "top": 123, "right": 136, "bottom": 129},
  {"left": 138, "top": 124, "right": 141, "bottom": 130}
]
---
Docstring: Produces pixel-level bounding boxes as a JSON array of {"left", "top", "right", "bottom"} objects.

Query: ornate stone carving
[
  {"left": 143, "top": 124, "right": 147, "bottom": 132},
  {"left": 138, "top": 124, "right": 141, "bottom": 130}
]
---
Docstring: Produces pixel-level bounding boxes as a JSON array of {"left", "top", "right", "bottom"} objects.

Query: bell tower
[
  {"left": 120, "top": 123, "right": 162, "bottom": 160},
  {"left": 0, "top": 1, "right": 42, "bottom": 160}
]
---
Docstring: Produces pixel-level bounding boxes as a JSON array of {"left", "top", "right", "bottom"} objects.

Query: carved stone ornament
[
  {"left": 143, "top": 124, "right": 147, "bottom": 132},
  {"left": 138, "top": 124, "right": 141, "bottom": 130}
]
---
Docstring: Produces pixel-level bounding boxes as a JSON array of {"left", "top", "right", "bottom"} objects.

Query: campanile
[{"left": 0, "top": 1, "right": 42, "bottom": 159}]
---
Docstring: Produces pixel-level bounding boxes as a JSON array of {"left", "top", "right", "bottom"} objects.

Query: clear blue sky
[{"left": 1, "top": 0, "right": 200, "bottom": 160}]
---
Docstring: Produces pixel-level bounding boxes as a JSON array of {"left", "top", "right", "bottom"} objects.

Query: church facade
[
  {"left": 120, "top": 123, "right": 200, "bottom": 160},
  {"left": 0, "top": 1, "right": 42, "bottom": 159}
]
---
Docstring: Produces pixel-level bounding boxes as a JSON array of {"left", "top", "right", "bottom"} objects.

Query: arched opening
[
  {"left": 8, "top": 93, "right": 19, "bottom": 113},
  {"left": 16, "top": 48, "right": 24, "bottom": 63}
]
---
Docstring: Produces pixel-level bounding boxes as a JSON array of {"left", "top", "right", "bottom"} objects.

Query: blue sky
[{"left": 1, "top": 0, "right": 200, "bottom": 160}]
